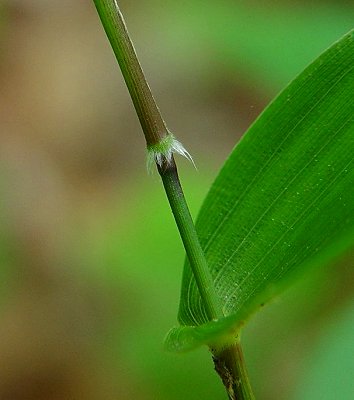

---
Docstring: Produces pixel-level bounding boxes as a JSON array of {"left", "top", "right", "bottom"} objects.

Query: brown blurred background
[{"left": 0, "top": 1, "right": 353, "bottom": 399}]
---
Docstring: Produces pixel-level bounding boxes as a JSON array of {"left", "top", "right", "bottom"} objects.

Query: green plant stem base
[{"left": 212, "top": 341, "right": 255, "bottom": 400}]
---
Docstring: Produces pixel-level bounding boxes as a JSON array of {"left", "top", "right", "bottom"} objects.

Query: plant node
[{"left": 147, "top": 134, "right": 194, "bottom": 172}]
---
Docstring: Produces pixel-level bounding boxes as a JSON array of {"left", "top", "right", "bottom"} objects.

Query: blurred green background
[{"left": 0, "top": 0, "right": 353, "bottom": 399}]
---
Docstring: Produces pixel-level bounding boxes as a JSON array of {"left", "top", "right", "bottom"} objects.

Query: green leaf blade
[{"left": 167, "top": 31, "right": 354, "bottom": 351}]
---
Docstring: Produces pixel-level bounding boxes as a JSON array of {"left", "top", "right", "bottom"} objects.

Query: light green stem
[
  {"left": 92, "top": 1, "right": 254, "bottom": 398},
  {"left": 93, "top": 0, "right": 223, "bottom": 321},
  {"left": 157, "top": 158, "right": 224, "bottom": 320}
]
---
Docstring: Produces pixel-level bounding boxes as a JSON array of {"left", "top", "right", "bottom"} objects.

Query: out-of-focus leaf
[{"left": 165, "top": 31, "right": 354, "bottom": 352}]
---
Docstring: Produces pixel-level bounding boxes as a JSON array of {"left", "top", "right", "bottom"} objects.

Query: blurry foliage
[
  {"left": 291, "top": 300, "right": 354, "bottom": 400},
  {"left": 158, "top": 0, "right": 354, "bottom": 90},
  {"left": 0, "top": 0, "right": 353, "bottom": 399}
]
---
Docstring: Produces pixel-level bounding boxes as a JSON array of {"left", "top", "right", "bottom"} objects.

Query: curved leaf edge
[
  {"left": 165, "top": 278, "right": 283, "bottom": 352},
  {"left": 165, "top": 221, "right": 354, "bottom": 352}
]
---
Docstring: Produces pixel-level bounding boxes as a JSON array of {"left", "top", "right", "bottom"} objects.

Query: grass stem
[
  {"left": 92, "top": 1, "right": 254, "bottom": 397},
  {"left": 93, "top": 0, "right": 168, "bottom": 146},
  {"left": 93, "top": 0, "right": 223, "bottom": 321},
  {"left": 157, "top": 157, "right": 224, "bottom": 320}
]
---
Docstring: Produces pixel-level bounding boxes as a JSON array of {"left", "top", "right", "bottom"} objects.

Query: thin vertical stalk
[
  {"left": 93, "top": 0, "right": 223, "bottom": 321},
  {"left": 93, "top": 0, "right": 168, "bottom": 145},
  {"left": 92, "top": 1, "right": 254, "bottom": 398},
  {"left": 157, "top": 158, "right": 223, "bottom": 320}
]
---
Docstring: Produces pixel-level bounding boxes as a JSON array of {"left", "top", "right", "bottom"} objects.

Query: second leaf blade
[{"left": 175, "top": 31, "right": 354, "bottom": 339}]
